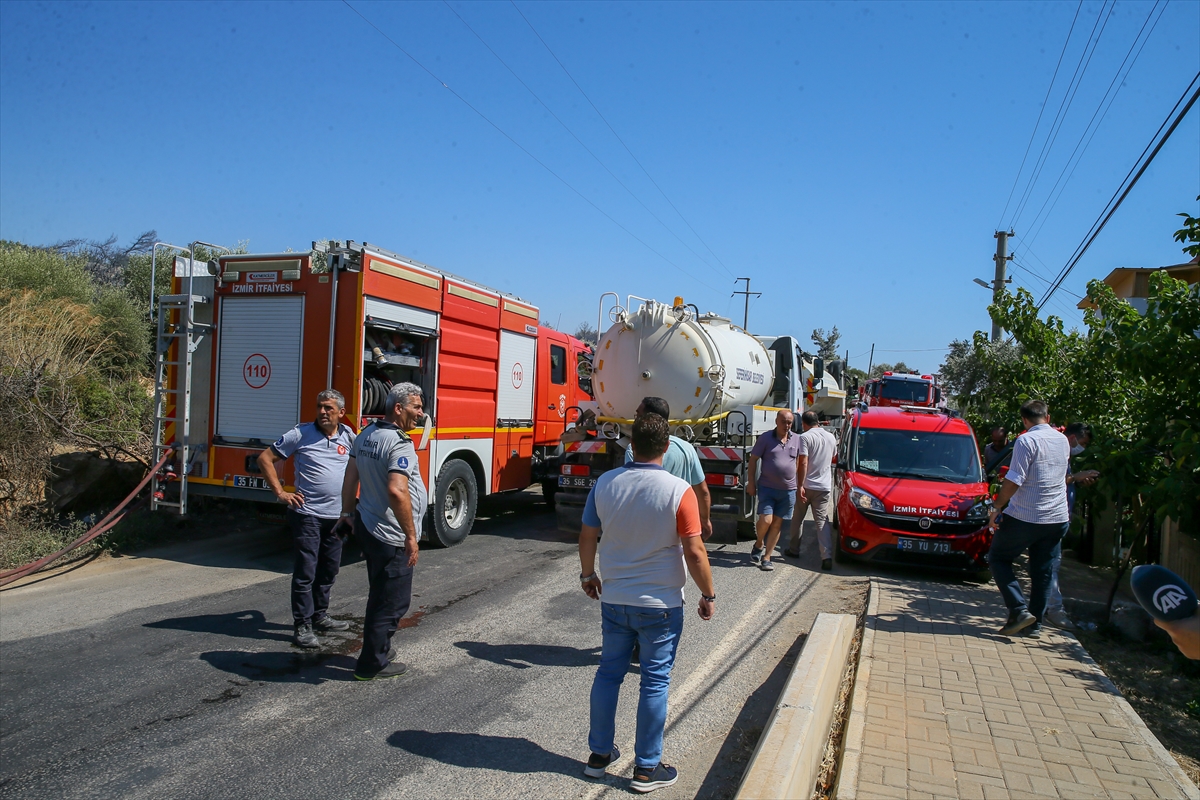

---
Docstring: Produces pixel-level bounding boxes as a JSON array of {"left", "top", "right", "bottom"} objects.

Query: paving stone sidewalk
[{"left": 839, "top": 578, "right": 1199, "bottom": 800}]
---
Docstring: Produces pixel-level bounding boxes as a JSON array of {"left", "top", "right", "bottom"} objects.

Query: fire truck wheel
[
  {"left": 431, "top": 459, "right": 477, "bottom": 547},
  {"left": 541, "top": 481, "right": 558, "bottom": 507}
]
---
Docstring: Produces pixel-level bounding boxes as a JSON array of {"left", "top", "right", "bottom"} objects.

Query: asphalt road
[{"left": 0, "top": 492, "right": 866, "bottom": 799}]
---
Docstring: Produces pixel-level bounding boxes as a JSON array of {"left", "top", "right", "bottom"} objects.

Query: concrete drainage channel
[{"left": 735, "top": 586, "right": 872, "bottom": 800}]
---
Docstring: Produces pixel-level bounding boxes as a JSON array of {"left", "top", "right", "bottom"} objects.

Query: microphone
[{"left": 1130, "top": 565, "right": 1197, "bottom": 622}]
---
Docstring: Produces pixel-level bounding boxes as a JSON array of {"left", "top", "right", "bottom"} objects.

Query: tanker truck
[{"left": 554, "top": 294, "right": 846, "bottom": 540}]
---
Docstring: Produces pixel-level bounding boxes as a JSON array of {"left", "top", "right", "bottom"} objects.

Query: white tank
[{"left": 590, "top": 298, "right": 773, "bottom": 422}]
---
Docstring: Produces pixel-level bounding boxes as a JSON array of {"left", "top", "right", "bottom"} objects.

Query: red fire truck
[
  {"left": 150, "top": 240, "right": 592, "bottom": 546},
  {"left": 860, "top": 371, "right": 941, "bottom": 408}
]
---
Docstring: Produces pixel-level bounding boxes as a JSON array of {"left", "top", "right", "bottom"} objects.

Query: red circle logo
[
  {"left": 337, "top": 444, "right": 347, "bottom": 455},
  {"left": 511, "top": 362, "right": 524, "bottom": 389},
  {"left": 243, "top": 354, "right": 271, "bottom": 389}
]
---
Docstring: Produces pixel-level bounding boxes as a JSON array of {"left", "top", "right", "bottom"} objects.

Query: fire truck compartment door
[
  {"left": 497, "top": 330, "right": 536, "bottom": 422},
  {"left": 215, "top": 295, "right": 305, "bottom": 441}
]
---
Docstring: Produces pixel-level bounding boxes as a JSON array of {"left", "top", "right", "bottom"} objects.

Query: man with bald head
[{"left": 745, "top": 410, "right": 802, "bottom": 571}]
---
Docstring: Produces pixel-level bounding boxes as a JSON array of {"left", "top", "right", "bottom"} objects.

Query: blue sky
[{"left": 2, "top": 0, "right": 1197, "bottom": 374}]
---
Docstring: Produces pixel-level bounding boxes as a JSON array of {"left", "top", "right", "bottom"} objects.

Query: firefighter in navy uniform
[{"left": 338, "top": 382, "right": 429, "bottom": 680}]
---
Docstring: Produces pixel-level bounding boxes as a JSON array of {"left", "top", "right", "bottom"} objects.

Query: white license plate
[
  {"left": 897, "top": 537, "right": 951, "bottom": 554},
  {"left": 233, "top": 475, "right": 269, "bottom": 489},
  {"left": 558, "top": 476, "right": 596, "bottom": 489}
]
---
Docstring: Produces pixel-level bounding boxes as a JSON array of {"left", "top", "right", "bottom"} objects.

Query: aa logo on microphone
[{"left": 1153, "top": 584, "right": 1188, "bottom": 614}]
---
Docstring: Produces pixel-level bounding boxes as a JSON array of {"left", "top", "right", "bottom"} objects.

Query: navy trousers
[
  {"left": 354, "top": 514, "right": 414, "bottom": 676},
  {"left": 288, "top": 510, "right": 344, "bottom": 625},
  {"left": 988, "top": 514, "right": 1069, "bottom": 622}
]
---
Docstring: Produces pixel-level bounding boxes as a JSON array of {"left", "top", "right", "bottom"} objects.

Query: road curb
[
  {"left": 832, "top": 577, "right": 878, "bottom": 800},
  {"left": 735, "top": 610, "right": 858, "bottom": 800}
]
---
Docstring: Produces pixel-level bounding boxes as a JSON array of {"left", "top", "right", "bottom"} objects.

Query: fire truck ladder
[{"left": 150, "top": 242, "right": 224, "bottom": 514}]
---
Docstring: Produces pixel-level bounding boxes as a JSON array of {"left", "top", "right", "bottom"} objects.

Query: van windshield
[
  {"left": 852, "top": 428, "right": 982, "bottom": 483},
  {"left": 879, "top": 379, "right": 930, "bottom": 403}
]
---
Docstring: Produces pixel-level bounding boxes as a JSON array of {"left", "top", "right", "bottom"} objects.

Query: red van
[{"left": 834, "top": 405, "right": 992, "bottom": 572}]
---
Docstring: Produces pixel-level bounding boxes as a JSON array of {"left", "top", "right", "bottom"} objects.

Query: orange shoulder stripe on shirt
[{"left": 676, "top": 487, "right": 702, "bottom": 538}]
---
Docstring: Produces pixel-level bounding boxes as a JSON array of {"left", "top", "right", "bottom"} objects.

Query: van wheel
[{"left": 431, "top": 459, "right": 477, "bottom": 547}]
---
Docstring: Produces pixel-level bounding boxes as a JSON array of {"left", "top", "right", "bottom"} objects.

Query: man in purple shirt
[{"left": 746, "top": 410, "right": 802, "bottom": 571}]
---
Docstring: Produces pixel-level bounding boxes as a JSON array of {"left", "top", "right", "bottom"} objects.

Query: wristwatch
[
  {"left": 701, "top": 594, "right": 716, "bottom": 602},
  {"left": 580, "top": 572, "right": 597, "bottom": 583}
]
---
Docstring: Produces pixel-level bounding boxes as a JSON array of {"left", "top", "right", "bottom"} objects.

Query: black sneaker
[
  {"left": 999, "top": 610, "right": 1037, "bottom": 636},
  {"left": 821, "top": 558, "right": 833, "bottom": 571},
  {"left": 784, "top": 549, "right": 800, "bottom": 559},
  {"left": 293, "top": 623, "right": 319, "bottom": 649},
  {"left": 354, "top": 661, "right": 409, "bottom": 681},
  {"left": 1024, "top": 624, "right": 1043, "bottom": 640},
  {"left": 750, "top": 546, "right": 764, "bottom": 565},
  {"left": 313, "top": 615, "right": 350, "bottom": 632},
  {"left": 631, "top": 763, "right": 678, "bottom": 793},
  {"left": 759, "top": 559, "right": 774, "bottom": 571},
  {"left": 583, "top": 745, "right": 620, "bottom": 778}
]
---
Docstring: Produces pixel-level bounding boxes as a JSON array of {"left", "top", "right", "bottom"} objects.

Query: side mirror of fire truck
[{"left": 813, "top": 357, "right": 825, "bottom": 382}]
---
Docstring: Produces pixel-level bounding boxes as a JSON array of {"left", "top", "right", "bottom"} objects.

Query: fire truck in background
[
  {"left": 554, "top": 294, "right": 847, "bottom": 540},
  {"left": 150, "top": 239, "right": 591, "bottom": 546},
  {"left": 860, "top": 371, "right": 941, "bottom": 409}
]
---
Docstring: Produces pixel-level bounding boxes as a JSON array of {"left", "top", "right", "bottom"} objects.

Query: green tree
[
  {"left": 811, "top": 326, "right": 841, "bottom": 362},
  {"left": 1173, "top": 195, "right": 1200, "bottom": 258},
  {"left": 868, "top": 361, "right": 911, "bottom": 379}
]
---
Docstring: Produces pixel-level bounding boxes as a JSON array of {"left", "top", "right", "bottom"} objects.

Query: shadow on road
[
  {"left": 200, "top": 649, "right": 359, "bottom": 683},
  {"left": 387, "top": 730, "right": 583, "bottom": 777},
  {"left": 144, "top": 609, "right": 293, "bottom": 643},
  {"left": 453, "top": 640, "right": 601, "bottom": 669}
]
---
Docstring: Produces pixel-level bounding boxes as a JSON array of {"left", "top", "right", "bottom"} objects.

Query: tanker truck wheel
[{"left": 431, "top": 459, "right": 477, "bottom": 547}]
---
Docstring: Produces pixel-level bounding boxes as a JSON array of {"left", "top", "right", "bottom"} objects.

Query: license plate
[
  {"left": 558, "top": 476, "right": 596, "bottom": 489},
  {"left": 233, "top": 475, "right": 269, "bottom": 490},
  {"left": 897, "top": 537, "right": 951, "bottom": 554}
]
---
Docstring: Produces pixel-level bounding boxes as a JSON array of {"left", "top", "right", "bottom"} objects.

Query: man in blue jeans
[
  {"left": 986, "top": 400, "right": 1071, "bottom": 638},
  {"left": 578, "top": 413, "right": 716, "bottom": 793}
]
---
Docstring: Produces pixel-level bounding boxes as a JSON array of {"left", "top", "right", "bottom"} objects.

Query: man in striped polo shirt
[
  {"left": 578, "top": 412, "right": 716, "bottom": 793},
  {"left": 986, "top": 400, "right": 1071, "bottom": 638}
]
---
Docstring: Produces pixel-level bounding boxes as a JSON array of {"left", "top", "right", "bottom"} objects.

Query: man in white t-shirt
[{"left": 785, "top": 411, "right": 837, "bottom": 570}]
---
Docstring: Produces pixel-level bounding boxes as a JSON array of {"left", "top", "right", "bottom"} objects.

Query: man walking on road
[
  {"left": 784, "top": 411, "right": 837, "bottom": 571},
  {"left": 338, "top": 382, "right": 428, "bottom": 680},
  {"left": 986, "top": 400, "right": 1070, "bottom": 638},
  {"left": 257, "top": 390, "right": 356, "bottom": 649},
  {"left": 624, "top": 397, "right": 713, "bottom": 540},
  {"left": 579, "top": 413, "right": 716, "bottom": 793},
  {"left": 746, "top": 410, "right": 802, "bottom": 571}
]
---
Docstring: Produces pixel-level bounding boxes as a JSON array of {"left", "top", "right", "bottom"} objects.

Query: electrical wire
[
  {"left": 509, "top": 1, "right": 737, "bottom": 280},
  {"left": 1011, "top": 0, "right": 1115, "bottom": 230},
  {"left": 340, "top": 0, "right": 723, "bottom": 297},
  {"left": 998, "top": 1, "right": 1083, "bottom": 229},
  {"left": 1036, "top": 73, "right": 1200, "bottom": 310},
  {"left": 439, "top": 1, "right": 731, "bottom": 286},
  {"left": 1016, "top": 1, "right": 1167, "bottom": 258}
]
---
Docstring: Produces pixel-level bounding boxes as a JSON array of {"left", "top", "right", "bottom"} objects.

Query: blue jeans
[
  {"left": 988, "top": 514, "right": 1069, "bottom": 622},
  {"left": 288, "top": 510, "right": 343, "bottom": 625},
  {"left": 756, "top": 485, "right": 796, "bottom": 520},
  {"left": 589, "top": 603, "right": 684, "bottom": 768}
]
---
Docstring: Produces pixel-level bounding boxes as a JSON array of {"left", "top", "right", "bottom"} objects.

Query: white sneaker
[{"left": 1044, "top": 608, "right": 1076, "bottom": 630}]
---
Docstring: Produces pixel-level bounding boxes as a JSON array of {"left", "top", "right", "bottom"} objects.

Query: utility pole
[
  {"left": 866, "top": 343, "right": 875, "bottom": 377},
  {"left": 992, "top": 230, "right": 1014, "bottom": 341},
  {"left": 732, "top": 277, "right": 761, "bottom": 331}
]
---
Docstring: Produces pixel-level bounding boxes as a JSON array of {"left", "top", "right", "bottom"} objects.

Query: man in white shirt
[
  {"left": 785, "top": 411, "right": 837, "bottom": 570},
  {"left": 986, "top": 400, "right": 1071, "bottom": 638}
]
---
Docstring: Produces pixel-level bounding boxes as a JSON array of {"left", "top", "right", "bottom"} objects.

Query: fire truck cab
[
  {"left": 860, "top": 372, "right": 940, "bottom": 408},
  {"left": 152, "top": 240, "right": 591, "bottom": 546}
]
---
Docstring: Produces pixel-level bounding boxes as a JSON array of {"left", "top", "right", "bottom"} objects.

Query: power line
[
  {"left": 1037, "top": 73, "right": 1200, "bottom": 310},
  {"left": 998, "top": 1, "right": 1082, "bottom": 228},
  {"left": 509, "top": 1, "right": 736, "bottom": 279},
  {"left": 1011, "top": 0, "right": 1115, "bottom": 230},
  {"left": 438, "top": 1, "right": 731, "bottom": 286},
  {"left": 1016, "top": 1, "right": 1166, "bottom": 257},
  {"left": 340, "top": 0, "right": 722, "bottom": 296}
]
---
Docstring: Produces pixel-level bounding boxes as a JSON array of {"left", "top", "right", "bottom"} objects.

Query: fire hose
[{"left": 0, "top": 448, "right": 177, "bottom": 588}]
